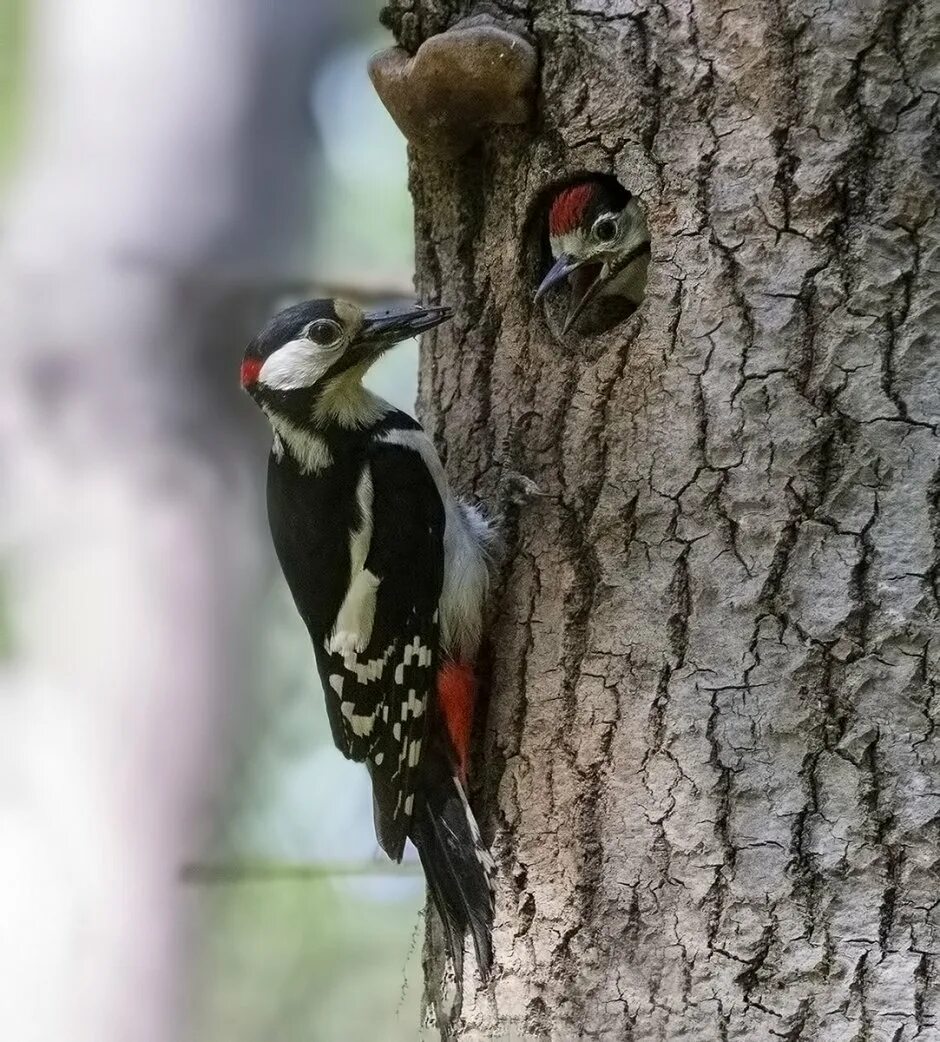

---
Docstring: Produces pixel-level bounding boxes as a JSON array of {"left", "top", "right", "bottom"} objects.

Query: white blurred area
[{"left": 0, "top": 2, "right": 424, "bottom": 1040}]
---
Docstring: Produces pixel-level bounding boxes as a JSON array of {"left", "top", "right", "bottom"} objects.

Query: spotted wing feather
[{"left": 319, "top": 441, "right": 445, "bottom": 860}]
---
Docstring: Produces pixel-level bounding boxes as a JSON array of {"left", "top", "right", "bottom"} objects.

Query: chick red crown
[
  {"left": 548, "top": 178, "right": 632, "bottom": 238},
  {"left": 548, "top": 183, "right": 599, "bottom": 238}
]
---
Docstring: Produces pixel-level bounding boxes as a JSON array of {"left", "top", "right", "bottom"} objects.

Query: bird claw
[{"left": 498, "top": 469, "right": 547, "bottom": 510}]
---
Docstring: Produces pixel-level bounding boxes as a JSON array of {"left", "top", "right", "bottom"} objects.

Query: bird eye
[
  {"left": 305, "top": 319, "right": 342, "bottom": 347},
  {"left": 593, "top": 216, "right": 618, "bottom": 242}
]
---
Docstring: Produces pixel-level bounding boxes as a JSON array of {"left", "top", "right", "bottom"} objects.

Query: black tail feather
[{"left": 410, "top": 754, "right": 495, "bottom": 979}]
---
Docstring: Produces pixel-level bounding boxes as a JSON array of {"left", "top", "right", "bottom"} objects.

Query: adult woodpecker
[
  {"left": 535, "top": 177, "right": 651, "bottom": 334},
  {"left": 241, "top": 298, "right": 495, "bottom": 975}
]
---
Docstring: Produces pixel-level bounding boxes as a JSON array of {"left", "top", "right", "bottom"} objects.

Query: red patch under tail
[{"left": 437, "top": 660, "right": 476, "bottom": 780}]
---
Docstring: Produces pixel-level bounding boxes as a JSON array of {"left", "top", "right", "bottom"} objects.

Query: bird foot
[{"left": 497, "top": 468, "right": 548, "bottom": 514}]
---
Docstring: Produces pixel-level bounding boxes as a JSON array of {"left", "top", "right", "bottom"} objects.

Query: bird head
[
  {"left": 241, "top": 297, "right": 451, "bottom": 418},
  {"left": 535, "top": 178, "right": 650, "bottom": 334}
]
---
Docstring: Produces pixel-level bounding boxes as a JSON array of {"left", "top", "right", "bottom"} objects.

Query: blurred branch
[
  {"left": 310, "top": 274, "right": 417, "bottom": 303},
  {"left": 181, "top": 859, "right": 424, "bottom": 883},
  {"left": 108, "top": 262, "right": 417, "bottom": 305},
  {"left": 157, "top": 271, "right": 419, "bottom": 308}
]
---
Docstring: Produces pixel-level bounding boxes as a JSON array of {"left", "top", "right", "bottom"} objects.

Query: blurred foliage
[
  {"left": 0, "top": 0, "right": 27, "bottom": 656},
  {"left": 0, "top": 567, "right": 11, "bottom": 660},
  {"left": 187, "top": 879, "right": 424, "bottom": 1042},
  {"left": 311, "top": 37, "right": 414, "bottom": 285},
  {"left": 0, "top": 0, "right": 26, "bottom": 181},
  {"left": 189, "top": 10, "right": 426, "bottom": 1042},
  {"left": 0, "top": 0, "right": 426, "bottom": 1035}
]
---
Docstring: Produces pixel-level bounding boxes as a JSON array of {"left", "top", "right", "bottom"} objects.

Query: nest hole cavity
[{"left": 527, "top": 172, "right": 650, "bottom": 338}]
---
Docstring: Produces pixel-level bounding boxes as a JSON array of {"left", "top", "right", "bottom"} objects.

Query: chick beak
[
  {"left": 534, "top": 254, "right": 579, "bottom": 301},
  {"left": 561, "top": 262, "right": 607, "bottom": 334},
  {"left": 535, "top": 254, "right": 607, "bottom": 334}
]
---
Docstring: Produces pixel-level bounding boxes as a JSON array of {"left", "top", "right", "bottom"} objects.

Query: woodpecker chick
[
  {"left": 536, "top": 178, "right": 651, "bottom": 334},
  {"left": 242, "top": 298, "right": 496, "bottom": 976}
]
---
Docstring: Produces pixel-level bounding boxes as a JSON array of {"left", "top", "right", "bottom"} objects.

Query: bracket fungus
[{"left": 369, "top": 19, "right": 537, "bottom": 159}]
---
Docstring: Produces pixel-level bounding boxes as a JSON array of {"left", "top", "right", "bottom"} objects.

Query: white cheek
[
  {"left": 259, "top": 339, "right": 343, "bottom": 390},
  {"left": 553, "top": 233, "right": 580, "bottom": 257}
]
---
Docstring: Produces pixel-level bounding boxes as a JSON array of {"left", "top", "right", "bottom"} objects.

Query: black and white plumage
[{"left": 241, "top": 298, "right": 496, "bottom": 975}]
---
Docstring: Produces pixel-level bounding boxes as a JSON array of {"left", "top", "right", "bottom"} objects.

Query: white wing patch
[
  {"left": 350, "top": 465, "right": 373, "bottom": 572},
  {"left": 407, "top": 688, "right": 423, "bottom": 718},
  {"left": 329, "top": 466, "right": 379, "bottom": 654},
  {"left": 329, "top": 569, "right": 380, "bottom": 656},
  {"left": 341, "top": 699, "right": 377, "bottom": 737}
]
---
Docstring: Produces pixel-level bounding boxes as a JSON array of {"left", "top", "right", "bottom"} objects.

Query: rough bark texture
[{"left": 385, "top": 0, "right": 940, "bottom": 1038}]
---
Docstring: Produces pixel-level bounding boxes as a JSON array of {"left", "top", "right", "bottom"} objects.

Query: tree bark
[{"left": 389, "top": 0, "right": 940, "bottom": 1038}]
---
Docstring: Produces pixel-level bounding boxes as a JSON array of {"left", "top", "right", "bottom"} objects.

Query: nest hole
[{"left": 525, "top": 171, "right": 650, "bottom": 339}]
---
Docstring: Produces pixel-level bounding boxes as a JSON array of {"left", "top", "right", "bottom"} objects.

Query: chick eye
[
  {"left": 305, "top": 319, "right": 342, "bottom": 347},
  {"left": 593, "top": 216, "right": 619, "bottom": 242}
]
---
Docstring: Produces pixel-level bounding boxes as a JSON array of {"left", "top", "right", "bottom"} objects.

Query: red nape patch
[
  {"left": 548, "top": 182, "right": 599, "bottom": 237},
  {"left": 437, "top": 660, "right": 476, "bottom": 780},
  {"left": 240, "top": 357, "right": 262, "bottom": 388}
]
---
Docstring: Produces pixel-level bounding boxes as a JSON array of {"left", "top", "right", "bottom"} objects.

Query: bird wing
[{"left": 318, "top": 439, "right": 445, "bottom": 860}]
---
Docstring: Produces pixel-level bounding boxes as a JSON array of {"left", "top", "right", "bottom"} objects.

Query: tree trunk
[{"left": 390, "top": 0, "right": 940, "bottom": 1038}]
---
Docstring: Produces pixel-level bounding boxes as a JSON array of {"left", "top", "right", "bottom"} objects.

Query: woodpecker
[
  {"left": 241, "top": 298, "right": 495, "bottom": 976},
  {"left": 535, "top": 177, "right": 651, "bottom": 334}
]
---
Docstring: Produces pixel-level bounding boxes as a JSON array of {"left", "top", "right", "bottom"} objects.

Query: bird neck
[
  {"left": 310, "top": 365, "right": 390, "bottom": 431},
  {"left": 263, "top": 369, "right": 394, "bottom": 474},
  {"left": 603, "top": 241, "right": 651, "bottom": 304}
]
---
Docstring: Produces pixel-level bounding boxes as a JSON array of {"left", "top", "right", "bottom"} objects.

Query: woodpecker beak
[
  {"left": 534, "top": 254, "right": 579, "bottom": 301},
  {"left": 561, "top": 263, "right": 607, "bottom": 334},
  {"left": 535, "top": 254, "right": 606, "bottom": 334},
  {"left": 360, "top": 303, "right": 453, "bottom": 346},
  {"left": 537, "top": 240, "right": 651, "bottom": 335}
]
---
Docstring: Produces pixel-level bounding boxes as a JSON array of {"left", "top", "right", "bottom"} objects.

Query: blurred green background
[
  {"left": 0, "top": 1, "right": 428, "bottom": 1038},
  {"left": 184, "top": 9, "right": 429, "bottom": 1042}
]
